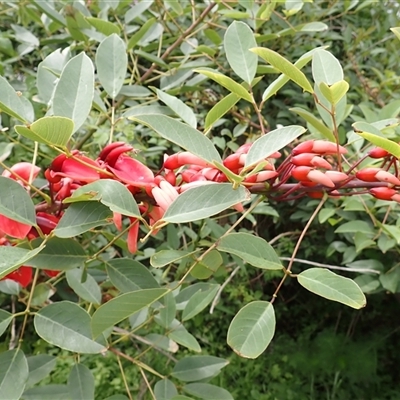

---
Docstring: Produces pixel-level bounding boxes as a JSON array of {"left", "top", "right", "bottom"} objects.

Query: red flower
[{"left": 2, "top": 266, "right": 33, "bottom": 287}]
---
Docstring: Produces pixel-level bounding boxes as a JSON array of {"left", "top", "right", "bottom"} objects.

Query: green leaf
[
  {"left": 22, "top": 385, "right": 70, "bottom": 400},
  {"left": 53, "top": 52, "right": 94, "bottom": 133},
  {"left": 204, "top": 93, "right": 240, "bottom": 130},
  {"left": 390, "top": 27, "right": 400, "bottom": 41},
  {"left": 68, "top": 364, "right": 95, "bottom": 400},
  {"left": 25, "top": 238, "right": 87, "bottom": 271},
  {"left": 150, "top": 250, "right": 197, "bottom": 269},
  {"left": 106, "top": 258, "right": 159, "bottom": 293},
  {"left": 183, "top": 383, "right": 233, "bottom": 400},
  {"left": 335, "top": 220, "right": 374, "bottom": 235},
  {"left": 312, "top": 49, "right": 343, "bottom": 85},
  {"left": 245, "top": 125, "right": 306, "bottom": 168},
  {"left": 145, "top": 334, "right": 178, "bottom": 353},
  {"left": 30, "top": 283, "right": 53, "bottom": 307},
  {"left": 297, "top": 268, "right": 366, "bottom": 309},
  {"left": 34, "top": 301, "right": 107, "bottom": 354},
  {"left": 194, "top": 68, "right": 253, "bottom": 102},
  {"left": 191, "top": 250, "right": 222, "bottom": 280},
  {"left": 352, "top": 125, "right": 400, "bottom": 158},
  {"left": 158, "top": 292, "right": 176, "bottom": 328},
  {"left": 0, "top": 176, "right": 36, "bottom": 225},
  {"left": 65, "top": 179, "right": 140, "bottom": 218},
  {"left": 66, "top": 268, "right": 102, "bottom": 305},
  {"left": 15, "top": 116, "right": 74, "bottom": 147},
  {"left": 172, "top": 356, "right": 228, "bottom": 382},
  {"left": 227, "top": 301, "right": 275, "bottom": 359},
  {"left": 224, "top": 21, "right": 257, "bottom": 84},
  {"left": 155, "top": 89, "right": 197, "bottom": 128},
  {"left": 154, "top": 378, "right": 178, "bottom": 400},
  {"left": 86, "top": 17, "right": 120, "bottom": 35},
  {"left": 182, "top": 284, "right": 219, "bottom": 321},
  {"left": 163, "top": 184, "right": 250, "bottom": 223},
  {"left": 379, "top": 267, "right": 400, "bottom": 293},
  {"left": 54, "top": 202, "right": 112, "bottom": 238},
  {"left": 262, "top": 47, "right": 326, "bottom": 101},
  {"left": 0, "top": 349, "right": 29, "bottom": 400},
  {"left": 0, "top": 310, "right": 12, "bottom": 337},
  {"left": 251, "top": 47, "right": 313, "bottom": 93},
  {"left": 0, "top": 76, "right": 32, "bottom": 123},
  {"left": 290, "top": 107, "right": 335, "bottom": 142},
  {"left": 319, "top": 80, "right": 349, "bottom": 105},
  {"left": 127, "top": 17, "right": 157, "bottom": 50},
  {"left": 31, "top": 0, "right": 66, "bottom": 26},
  {"left": 96, "top": 34, "right": 127, "bottom": 99},
  {"left": 0, "top": 246, "right": 44, "bottom": 280},
  {"left": 217, "top": 233, "right": 283, "bottom": 270},
  {"left": 168, "top": 320, "right": 201, "bottom": 353},
  {"left": 26, "top": 355, "right": 57, "bottom": 387},
  {"left": 91, "top": 288, "right": 169, "bottom": 338},
  {"left": 129, "top": 114, "right": 222, "bottom": 164}
]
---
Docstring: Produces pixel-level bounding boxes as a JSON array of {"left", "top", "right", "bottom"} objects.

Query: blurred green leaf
[
  {"left": 0, "top": 349, "right": 28, "bottom": 400},
  {"left": 172, "top": 356, "right": 228, "bottom": 382},
  {"left": 68, "top": 364, "right": 95, "bottom": 400}
]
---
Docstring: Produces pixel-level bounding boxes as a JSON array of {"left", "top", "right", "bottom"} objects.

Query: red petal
[
  {"left": 0, "top": 215, "right": 31, "bottom": 239},
  {"left": 44, "top": 269, "right": 61, "bottom": 278},
  {"left": 3, "top": 266, "right": 33, "bottom": 287},
  {"left": 108, "top": 155, "right": 154, "bottom": 187},
  {"left": 127, "top": 219, "right": 140, "bottom": 253}
]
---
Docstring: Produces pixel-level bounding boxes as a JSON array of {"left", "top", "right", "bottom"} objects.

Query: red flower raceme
[
  {"left": 3, "top": 266, "right": 33, "bottom": 288},
  {"left": 2, "top": 162, "right": 41, "bottom": 186}
]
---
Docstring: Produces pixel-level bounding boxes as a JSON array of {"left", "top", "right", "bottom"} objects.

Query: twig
[
  {"left": 279, "top": 257, "right": 380, "bottom": 275},
  {"left": 210, "top": 266, "right": 241, "bottom": 314}
]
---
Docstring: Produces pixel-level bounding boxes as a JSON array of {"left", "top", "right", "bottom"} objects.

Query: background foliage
[{"left": 0, "top": 0, "right": 400, "bottom": 399}]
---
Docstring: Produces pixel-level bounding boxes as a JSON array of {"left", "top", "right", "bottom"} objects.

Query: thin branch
[
  {"left": 279, "top": 257, "right": 380, "bottom": 275},
  {"left": 210, "top": 266, "right": 241, "bottom": 314}
]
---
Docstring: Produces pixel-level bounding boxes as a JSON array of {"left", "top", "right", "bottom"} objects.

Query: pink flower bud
[
  {"left": 368, "top": 147, "right": 390, "bottom": 159},
  {"left": 324, "top": 171, "right": 349, "bottom": 183},
  {"left": 307, "top": 170, "right": 335, "bottom": 188},
  {"left": 292, "top": 153, "right": 332, "bottom": 170},
  {"left": 369, "top": 187, "right": 397, "bottom": 200}
]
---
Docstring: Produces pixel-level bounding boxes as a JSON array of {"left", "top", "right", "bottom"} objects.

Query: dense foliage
[{"left": 1, "top": 1, "right": 400, "bottom": 399}]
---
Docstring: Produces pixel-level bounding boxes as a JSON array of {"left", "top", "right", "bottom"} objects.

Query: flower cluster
[{"left": 1, "top": 139, "right": 399, "bottom": 287}]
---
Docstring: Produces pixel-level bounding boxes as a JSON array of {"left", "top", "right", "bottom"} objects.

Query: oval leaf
[
  {"left": 172, "top": 356, "right": 229, "bottom": 382},
  {"left": 0, "top": 245, "right": 44, "bottom": 279},
  {"left": 183, "top": 383, "right": 233, "bottom": 400},
  {"left": 297, "top": 268, "right": 367, "bottom": 309},
  {"left": 65, "top": 179, "right": 140, "bottom": 218},
  {"left": 245, "top": 125, "right": 306, "bottom": 168},
  {"left": 193, "top": 68, "right": 253, "bottom": 102},
  {"left": 182, "top": 284, "right": 219, "bottom": 321},
  {"left": 163, "top": 184, "right": 250, "bottom": 223},
  {"left": 96, "top": 34, "right": 127, "bottom": 99},
  {"left": 15, "top": 116, "right": 74, "bottom": 147},
  {"left": 0, "top": 75, "right": 31, "bottom": 123},
  {"left": 53, "top": 52, "right": 95, "bottom": 133},
  {"left": 25, "top": 238, "right": 87, "bottom": 271},
  {"left": 0, "top": 176, "right": 36, "bottom": 226},
  {"left": 26, "top": 355, "right": 57, "bottom": 387},
  {"left": 217, "top": 233, "right": 283, "bottom": 270},
  {"left": 105, "top": 258, "right": 159, "bottom": 293},
  {"left": 224, "top": 21, "right": 257, "bottom": 84},
  {"left": 352, "top": 126, "right": 400, "bottom": 158},
  {"left": 155, "top": 89, "right": 197, "bottom": 128},
  {"left": 34, "top": 301, "right": 107, "bottom": 354},
  {"left": 66, "top": 268, "right": 102, "bottom": 305},
  {"left": 204, "top": 93, "right": 240, "bottom": 130},
  {"left": 68, "top": 364, "right": 95, "bottom": 400},
  {"left": 312, "top": 49, "right": 343, "bottom": 85},
  {"left": 0, "top": 349, "right": 29, "bottom": 400},
  {"left": 0, "top": 310, "right": 12, "bottom": 337},
  {"left": 154, "top": 378, "right": 178, "bottom": 400},
  {"left": 227, "top": 301, "right": 275, "bottom": 359},
  {"left": 91, "top": 288, "right": 169, "bottom": 338},
  {"left": 54, "top": 202, "right": 112, "bottom": 238},
  {"left": 129, "top": 114, "right": 222, "bottom": 164},
  {"left": 251, "top": 47, "right": 313, "bottom": 93}
]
